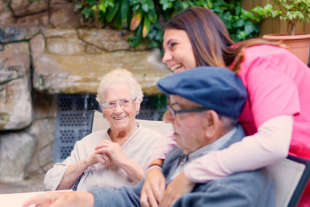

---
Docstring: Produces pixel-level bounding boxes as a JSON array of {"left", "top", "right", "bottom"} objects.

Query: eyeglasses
[
  {"left": 167, "top": 96, "right": 208, "bottom": 119},
  {"left": 167, "top": 105, "right": 208, "bottom": 119},
  {"left": 101, "top": 97, "right": 137, "bottom": 111}
]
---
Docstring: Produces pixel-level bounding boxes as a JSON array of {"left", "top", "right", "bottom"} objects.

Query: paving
[{"left": 0, "top": 173, "right": 45, "bottom": 194}]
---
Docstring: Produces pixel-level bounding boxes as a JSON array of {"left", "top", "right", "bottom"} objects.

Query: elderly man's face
[
  {"left": 163, "top": 95, "right": 208, "bottom": 155},
  {"left": 103, "top": 83, "right": 139, "bottom": 131}
]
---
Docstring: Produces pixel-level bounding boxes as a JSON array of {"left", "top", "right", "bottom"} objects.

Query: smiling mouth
[
  {"left": 170, "top": 64, "right": 183, "bottom": 73},
  {"left": 113, "top": 116, "right": 126, "bottom": 120}
]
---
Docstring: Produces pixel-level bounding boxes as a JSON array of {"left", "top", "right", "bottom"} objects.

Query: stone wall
[{"left": 0, "top": 0, "right": 171, "bottom": 182}]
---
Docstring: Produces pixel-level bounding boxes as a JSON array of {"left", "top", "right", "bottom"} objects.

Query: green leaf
[
  {"left": 143, "top": 15, "right": 151, "bottom": 37},
  {"left": 120, "top": 0, "right": 129, "bottom": 25},
  {"left": 206, "top": 0, "right": 212, "bottom": 9},
  {"left": 115, "top": 9, "right": 123, "bottom": 30},
  {"left": 134, "top": 23, "right": 143, "bottom": 48},
  {"left": 244, "top": 20, "right": 255, "bottom": 34},
  {"left": 235, "top": 19, "right": 244, "bottom": 28},
  {"left": 106, "top": 0, "right": 120, "bottom": 22},
  {"left": 130, "top": 7, "right": 143, "bottom": 31},
  {"left": 148, "top": 8, "right": 157, "bottom": 23}
]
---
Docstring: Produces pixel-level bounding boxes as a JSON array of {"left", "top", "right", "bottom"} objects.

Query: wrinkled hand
[
  {"left": 87, "top": 151, "right": 112, "bottom": 166},
  {"left": 22, "top": 191, "right": 94, "bottom": 207},
  {"left": 140, "top": 168, "right": 166, "bottom": 207},
  {"left": 160, "top": 172, "right": 195, "bottom": 207},
  {"left": 95, "top": 140, "right": 128, "bottom": 166}
]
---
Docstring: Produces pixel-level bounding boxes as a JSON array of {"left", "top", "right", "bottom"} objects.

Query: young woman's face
[{"left": 162, "top": 29, "right": 197, "bottom": 73}]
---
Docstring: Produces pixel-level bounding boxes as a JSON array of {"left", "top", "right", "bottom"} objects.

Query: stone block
[
  {"left": 27, "top": 118, "right": 56, "bottom": 173},
  {"left": 32, "top": 49, "right": 171, "bottom": 95},
  {"left": 0, "top": 0, "right": 14, "bottom": 25},
  {"left": 41, "top": 28, "right": 78, "bottom": 39},
  {"left": 46, "top": 38, "right": 86, "bottom": 55},
  {"left": 78, "top": 29, "right": 148, "bottom": 51},
  {"left": 50, "top": 0, "right": 81, "bottom": 28},
  {"left": 16, "top": 12, "right": 49, "bottom": 27},
  {"left": 11, "top": 0, "right": 47, "bottom": 16},
  {"left": 31, "top": 29, "right": 171, "bottom": 95},
  {"left": 0, "top": 26, "right": 40, "bottom": 43},
  {"left": 0, "top": 42, "right": 32, "bottom": 130},
  {"left": 0, "top": 132, "right": 37, "bottom": 182}
]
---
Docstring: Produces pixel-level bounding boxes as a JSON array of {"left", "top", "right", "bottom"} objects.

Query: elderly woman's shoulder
[{"left": 137, "top": 124, "right": 163, "bottom": 139}]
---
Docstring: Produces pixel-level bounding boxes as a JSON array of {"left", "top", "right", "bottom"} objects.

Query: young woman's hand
[{"left": 140, "top": 168, "right": 166, "bottom": 207}]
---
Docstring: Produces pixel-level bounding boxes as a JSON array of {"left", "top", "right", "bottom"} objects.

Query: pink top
[{"left": 149, "top": 45, "right": 310, "bottom": 181}]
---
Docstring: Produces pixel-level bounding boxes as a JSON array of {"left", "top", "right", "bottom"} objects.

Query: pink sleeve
[
  {"left": 184, "top": 58, "right": 300, "bottom": 183},
  {"left": 184, "top": 115, "right": 293, "bottom": 182},
  {"left": 244, "top": 58, "right": 299, "bottom": 127},
  {"left": 147, "top": 129, "right": 177, "bottom": 164}
]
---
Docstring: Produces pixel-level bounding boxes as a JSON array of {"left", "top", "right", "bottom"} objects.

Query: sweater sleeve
[
  {"left": 147, "top": 129, "right": 177, "bottom": 163},
  {"left": 89, "top": 180, "right": 144, "bottom": 207},
  {"left": 43, "top": 142, "right": 82, "bottom": 191},
  {"left": 183, "top": 115, "right": 293, "bottom": 182}
]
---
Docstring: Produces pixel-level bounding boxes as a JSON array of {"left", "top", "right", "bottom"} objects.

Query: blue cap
[{"left": 157, "top": 66, "right": 247, "bottom": 119}]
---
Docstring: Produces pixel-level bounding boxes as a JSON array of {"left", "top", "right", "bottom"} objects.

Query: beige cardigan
[{"left": 44, "top": 123, "right": 161, "bottom": 191}]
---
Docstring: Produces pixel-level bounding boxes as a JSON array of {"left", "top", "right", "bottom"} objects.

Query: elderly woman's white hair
[{"left": 96, "top": 69, "right": 144, "bottom": 105}]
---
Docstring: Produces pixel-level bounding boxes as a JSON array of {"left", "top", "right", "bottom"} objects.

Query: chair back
[
  {"left": 266, "top": 155, "right": 310, "bottom": 207},
  {"left": 91, "top": 111, "right": 173, "bottom": 136}
]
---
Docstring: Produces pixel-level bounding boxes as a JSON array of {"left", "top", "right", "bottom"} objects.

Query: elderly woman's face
[{"left": 103, "top": 83, "right": 140, "bottom": 131}]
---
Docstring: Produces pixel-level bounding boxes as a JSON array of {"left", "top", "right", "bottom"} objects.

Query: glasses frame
[
  {"left": 101, "top": 97, "right": 137, "bottom": 111},
  {"left": 167, "top": 105, "right": 208, "bottom": 119}
]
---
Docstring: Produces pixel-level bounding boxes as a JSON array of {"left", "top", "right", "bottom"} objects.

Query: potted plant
[{"left": 254, "top": 0, "right": 310, "bottom": 64}]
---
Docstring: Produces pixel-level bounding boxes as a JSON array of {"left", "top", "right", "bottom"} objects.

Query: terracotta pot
[{"left": 262, "top": 33, "right": 310, "bottom": 65}]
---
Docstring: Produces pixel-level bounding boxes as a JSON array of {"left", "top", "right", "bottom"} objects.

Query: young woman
[{"left": 140, "top": 7, "right": 310, "bottom": 207}]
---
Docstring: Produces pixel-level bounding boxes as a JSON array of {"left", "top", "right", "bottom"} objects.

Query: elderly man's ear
[{"left": 203, "top": 110, "right": 221, "bottom": 139}]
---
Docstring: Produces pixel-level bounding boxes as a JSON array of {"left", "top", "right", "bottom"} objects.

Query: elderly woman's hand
[
  {"left": 87, "top": 151, "right": 112, "bottom": 166},
  {"left": 94, "top": 140, "right": 128, "bottom": 166},
  {"left": 95, "top": 140, "right": 145, "bottom": 183}
]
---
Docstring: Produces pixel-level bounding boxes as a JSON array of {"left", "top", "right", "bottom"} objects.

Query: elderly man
[{"left": 23, "top": 66, "right": 275, "bottom": 207}]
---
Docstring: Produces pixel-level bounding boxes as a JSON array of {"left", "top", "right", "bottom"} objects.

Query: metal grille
[{"left": 54, "top": 94, "right": 167, "bottom": 163}]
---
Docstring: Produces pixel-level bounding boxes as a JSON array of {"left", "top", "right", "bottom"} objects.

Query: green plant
[
  {"left": 74, "top": 0, "right": 264, "bottom": 48},
  {"left": 253, "top": 0, "right": 310, "bottom": 35}
]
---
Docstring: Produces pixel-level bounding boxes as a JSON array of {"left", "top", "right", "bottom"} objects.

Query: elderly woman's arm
[
  {"left": 95, "top": 140, "right": 144, "bottom": 184},
  {"left": 55, "top": 153, "right": 106, "bottom": 190},
  {"left": 44, "top": 139, "right": 110, "bottom": 191}
]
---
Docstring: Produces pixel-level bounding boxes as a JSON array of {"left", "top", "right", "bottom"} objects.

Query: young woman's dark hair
[{"left": 164, "top": 7, "right": 283, "bottom": 73}]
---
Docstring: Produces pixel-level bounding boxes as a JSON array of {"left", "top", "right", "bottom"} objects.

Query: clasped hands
[
  {"left": 88, "top": 140, "right": 127, "bottom": 167},
  {"left": 140, "top": 168, "right": 195, "bottom": 207}
]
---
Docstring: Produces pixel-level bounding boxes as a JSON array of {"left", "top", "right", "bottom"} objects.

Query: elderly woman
[{"left": 44, "top": 69, "right": 161, "bottom": 192}]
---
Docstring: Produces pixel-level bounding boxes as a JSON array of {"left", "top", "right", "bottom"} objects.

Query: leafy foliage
[
  {"left": 74, "top": 0, "right": 264, "bottom": 48},
  {"left": 253, "top": 0, "right": 310, "bottom": 35}
]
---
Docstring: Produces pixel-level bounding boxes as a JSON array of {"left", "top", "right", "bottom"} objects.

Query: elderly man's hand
[
  {"left": 95, "top": 140, "right": 128, "bottom": 166},
  {"left": 140, "top": 168, "right": 166, "bottom": 207},
  {"left": 22, "top": 191, "right": 94, "bottom": 207},
  {"left": 160, "top": 172, "right": 195, "bottom": 207}
]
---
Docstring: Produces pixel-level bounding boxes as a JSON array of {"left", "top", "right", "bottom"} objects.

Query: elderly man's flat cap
[{"left": 157, "top": 66, "right": 247, "bottom": 119}]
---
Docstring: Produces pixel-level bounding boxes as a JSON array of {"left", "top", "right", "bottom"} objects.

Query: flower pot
[{"left": 262, "top": 33, "right": 310, "bottom": 65}]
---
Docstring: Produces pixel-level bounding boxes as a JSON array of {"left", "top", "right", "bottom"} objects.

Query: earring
[{"left": 136, "top": 111, "right": 139, "bottom": 115}]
